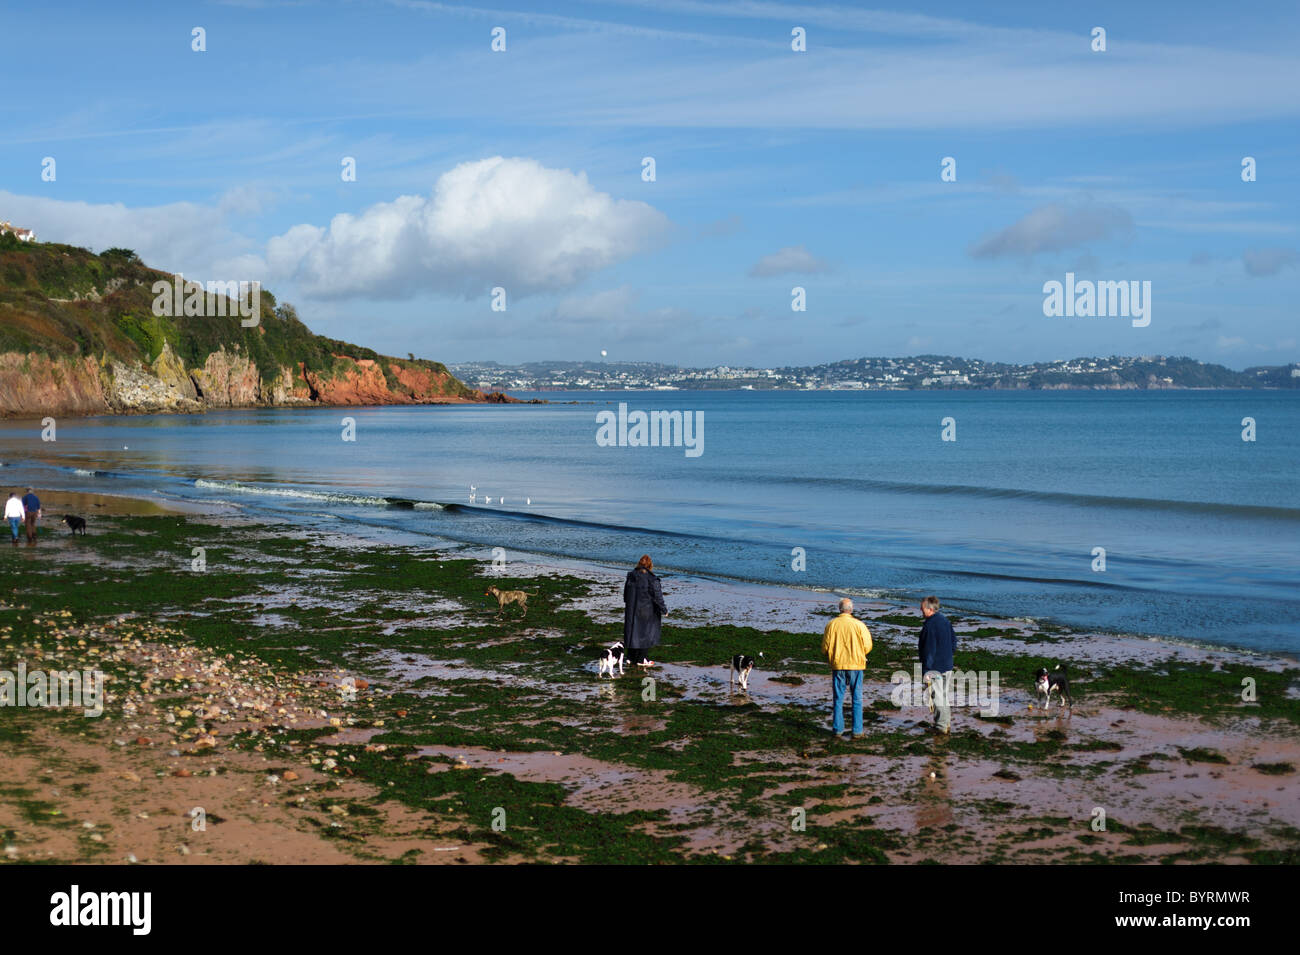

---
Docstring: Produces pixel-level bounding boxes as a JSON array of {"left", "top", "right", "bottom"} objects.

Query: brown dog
[{"left": 485, "top": 586, "right": 537, "bottom": 617}]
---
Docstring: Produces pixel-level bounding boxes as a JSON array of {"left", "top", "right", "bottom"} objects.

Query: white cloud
[
  {"left": 0, "top": 189, "right": 258, "bottom": 280},
  {"left": 0, "top": 158, "right": 670, "bottom": 305},
  {"left": 748, "top": 245, "right": 830, "bottom": 277},
  {"left": 264, "top": 157, "right": 670, "bottom": 300},
  {"left": 969, "top": 203, "right": 1132, "bottom": 259}
]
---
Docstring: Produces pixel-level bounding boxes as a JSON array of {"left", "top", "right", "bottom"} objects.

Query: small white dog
[{"left": 598, "top": 641, "right": 626, "bottom": 678}]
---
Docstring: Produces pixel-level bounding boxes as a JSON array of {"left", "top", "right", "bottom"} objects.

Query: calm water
[{"left": 2, "top": 390, "right": 1297, "bottom": 653}]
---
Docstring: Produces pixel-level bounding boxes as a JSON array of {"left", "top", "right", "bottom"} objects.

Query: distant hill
[{"left": 0, "top": 234, "right": 487, "bottom": 416}]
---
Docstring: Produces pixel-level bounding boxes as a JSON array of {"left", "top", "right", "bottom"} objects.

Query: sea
[{"left": 2, "top": 389, "right": 1297, "bottom": 655}]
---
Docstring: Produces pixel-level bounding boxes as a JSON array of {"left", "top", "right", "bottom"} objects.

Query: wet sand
[{"left": 6, "top": 488, "right": 185, "bottom": 520}]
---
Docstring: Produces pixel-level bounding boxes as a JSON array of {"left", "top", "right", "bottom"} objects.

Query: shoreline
[
  {"left": 158, "top": 486, "right": 1300, "bottom": 671},
  {"left": 5, "top": 488, "right": 192, "bottom": 518},
  {"left": 0, "top": 395, "right": 501, "bottom": 422},
  {"left": 11, "top": 480, "right": 1297, "bottom": 668}
]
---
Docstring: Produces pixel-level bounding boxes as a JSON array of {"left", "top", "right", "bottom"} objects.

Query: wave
[
  {"left": 58, "top": 466, "right": 127, "bottom": 479},
  {"left": 442, "top": 502, "right": 724, "bottom": 542},
  {"left": 746, "top": 473, "right": 1300, "bottom": 521},
  {"left": 192, "top": 478, "right": 444, "bottom": 510},
  {"left": 0, "top": 460, "right": 135, "bottom": 480}
]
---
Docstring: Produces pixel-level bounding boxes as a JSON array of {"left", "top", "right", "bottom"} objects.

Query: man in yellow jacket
[{"left": 822, "top": 598, "right": 872, "bottom": 737}]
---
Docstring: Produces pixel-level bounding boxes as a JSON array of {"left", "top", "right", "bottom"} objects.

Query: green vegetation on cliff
[{"left": 0, "top": 234, "right": 476, "bottom": 401}]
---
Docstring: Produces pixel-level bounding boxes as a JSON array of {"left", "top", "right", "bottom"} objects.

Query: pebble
[{"left": 7, "top": 616, "right": 367, "bottom": 825}]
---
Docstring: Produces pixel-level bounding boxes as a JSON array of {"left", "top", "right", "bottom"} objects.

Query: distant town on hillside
[{"left": 452, "top": 355, "right": 1300, "bottom": 392}]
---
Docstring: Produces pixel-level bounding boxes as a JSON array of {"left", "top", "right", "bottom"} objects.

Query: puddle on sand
[
  {"left": 639, "top": 662, "right": 828, "bottom": 708},
  {"left": 406, "top": 744, "right": 793, "bottom": 855},
  {"left": 372, "top": 648, "right": 594, "bottom": 703},
  {"left": 729, "top": 701, "right": 1300, "bottom": 847},
  {"left": 414, "top": 744, "right": 701, "bottom": 811},
  {"left": 229, "top": 587, "right": 353, "bottom": 614}
]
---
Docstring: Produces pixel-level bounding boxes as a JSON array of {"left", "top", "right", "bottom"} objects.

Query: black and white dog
[
  {"left": 598, "top": 641, "right": 626, "bottom": 678},
  {"left": 729, "top": 652, "right": 763, "bottom": 691},
  {"left": 1033, "top": 664, "right": 1072, "bottom": 711}
]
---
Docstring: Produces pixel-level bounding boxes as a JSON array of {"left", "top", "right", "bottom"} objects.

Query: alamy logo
[
  {"left": 152, "top": 274, "right": 261, "bottom": 327},
  {"left": 50, "top": 885, "right": 151, "bottom": 935},
  {"left": 0, "top": 663, "right": 104, "bottom": 717},
  {"left": 1042, "top": 272, "right": 1151, "bottom": 327},
  {"left": 890, "top": 664, "right": 1001, "bottom": 716},
  {"left": 596, "top": 403, "right": 704, "bottom": 457}
]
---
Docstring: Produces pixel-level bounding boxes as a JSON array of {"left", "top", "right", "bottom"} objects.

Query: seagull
[
  {"left": 526, "top": 498, "right": 531, "bottom": 505},
  {"left": 500, "top": 497, "right": 505, "bottom": 506},
  {"left": 484, "top": 496, "right": 493, "bottom": 504},
  {"left": 469, "top": 485, "right": 476, "bottom": 502}
]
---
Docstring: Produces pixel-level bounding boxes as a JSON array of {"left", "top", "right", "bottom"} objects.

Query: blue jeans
[
  {"left": 8, "top": 517, "right": 20, "bottom": 540},
  {"left": 832, "top": 669, "right": 864, "bottom": 735}
]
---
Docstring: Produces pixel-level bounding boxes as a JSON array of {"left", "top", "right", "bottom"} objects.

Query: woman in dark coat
[{"left": 623, "top": 554, "right": 667, "bottom": 666}]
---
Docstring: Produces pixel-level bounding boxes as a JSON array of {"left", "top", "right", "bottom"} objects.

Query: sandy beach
[{"left": 0, "top": 494, "right": 1296, "bottom": 865}]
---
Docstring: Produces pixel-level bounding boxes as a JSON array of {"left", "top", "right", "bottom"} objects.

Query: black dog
[
  {"left": 62, "top": 515, "right": 87, "bottom": 536},
  {"left": 729, "top": 652, "right": 763, "bottom": 691},
  {"left": 1033, "top": 664, "right": 1071, "bottom": 711}
]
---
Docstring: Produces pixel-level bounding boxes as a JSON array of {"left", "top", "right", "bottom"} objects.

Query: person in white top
[{"left": 4, "top": 492, "right": 25, "bottom": 545}]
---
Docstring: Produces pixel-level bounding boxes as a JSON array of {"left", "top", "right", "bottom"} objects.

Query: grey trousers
[{"left": 924, "top": 670, "right": 954, "bottom": 732}]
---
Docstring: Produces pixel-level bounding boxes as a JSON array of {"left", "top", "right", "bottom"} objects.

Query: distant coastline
[{"left": 454, "top": 355, "right": 1300, "bottom": 393}]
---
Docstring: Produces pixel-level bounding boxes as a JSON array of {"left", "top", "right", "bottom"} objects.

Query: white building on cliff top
[{"left": 0, "top": 221, "right": 36, "bottom": 242}]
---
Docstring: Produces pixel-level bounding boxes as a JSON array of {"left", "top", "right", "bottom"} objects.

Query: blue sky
[{"left": 3, "top": 0, "right": 1297, "bottom": 368}]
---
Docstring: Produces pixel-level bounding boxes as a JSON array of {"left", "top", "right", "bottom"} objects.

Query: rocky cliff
[{"left": 0, "top": 239, "right": 497, "bottom": 417}]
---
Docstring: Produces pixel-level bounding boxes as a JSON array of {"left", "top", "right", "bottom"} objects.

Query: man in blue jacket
[
  {"left": 918, "top": 595, "right": 956, "bottom": 734},
  {"left": 20, "top": 488, "right": 41, "bottom": 544}
]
